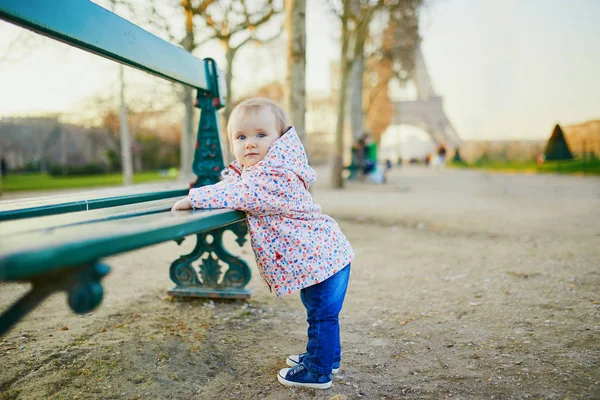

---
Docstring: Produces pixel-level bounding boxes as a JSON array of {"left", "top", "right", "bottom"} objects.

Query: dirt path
[{"left": 1, "top": 167, "right": 599, "bottom": 399}]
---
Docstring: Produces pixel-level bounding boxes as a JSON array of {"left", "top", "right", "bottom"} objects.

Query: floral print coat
[{"left": 189, "top": 127, "right": 354, "bottom": 297}]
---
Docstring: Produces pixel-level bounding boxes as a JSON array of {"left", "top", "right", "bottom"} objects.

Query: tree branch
[
  {"left": 145, "top": 0, "right": 177, "bottom": 43},
  {"left": 191, "top": 0, "right": 216, "bottom": 14},
  {"left": 326, "top": 0, "right": 344, "bottom": 20}
]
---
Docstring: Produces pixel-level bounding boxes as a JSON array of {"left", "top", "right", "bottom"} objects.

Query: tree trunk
[
  {"left": 110, "top": 0, "right": 133, "bottom": 184},
  {"left": 223, "top": 47, "right": 235, "bottom": 122},
  {"left": 60, "top": 128, "right": 68, "bottom": 176},
  {"left": 220, "top": 46, "right": 236, "bottom": 163},
  {"left": 0, "top": 145, "right": 4, "bottom": 198},
  {"left": 285, "top": 0, "right": 307, "bottom": 145},
  {"left": 181, "top": 86, "right": 195, "bottom": 180},
  {"left": 119, "top": 65, "right": 133, "bottom": 185},
  {"left": 350, "top": 55, "right": 365, "bottom": 141},
  {"left": 180, "top": 3, "right": 196, "bottom": 179},
  {"left": 331, "top": 1, "right": 351, "bottom": 189}
]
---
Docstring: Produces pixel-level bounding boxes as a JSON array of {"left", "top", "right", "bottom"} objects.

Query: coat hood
[{"left": 226, "top": 126, "right": 318, "bottom": 188}]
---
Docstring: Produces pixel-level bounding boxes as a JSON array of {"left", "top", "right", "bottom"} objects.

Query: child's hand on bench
[{"left": 171, "top": 197, "right": 192, "bottom": 211}]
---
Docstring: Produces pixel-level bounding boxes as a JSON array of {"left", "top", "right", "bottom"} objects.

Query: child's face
[{"left": 230, "top": 107, "right": 281, "bottom": 167}]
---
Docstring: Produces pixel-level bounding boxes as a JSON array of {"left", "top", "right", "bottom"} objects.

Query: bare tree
[
  {"left": 182, "top": 1, "right": 283, "bottom": 118},
  {"left": 117, "top": 65, "right": 134, "bottom": 184},
  {"left": 97, "top": 0, "right": 283, "bottom": 174},
  {"left": 146, "top": 1, "right": 282, "bottom": 172},
  {"left": 0, "top": 30, "right": 44, "bottom": 66},
  {"left": 363, "top": 1, "right": 421, "bottom": 143},
  {"left": 108, "top": 0, "right": 135, "bottom": 184},
  {"left": 330, "top": 0, "right": 383, "bottom": 189},
  {"left": 0, "top": 144, "right": 3, "bottom": 198},
  {"left": 349, "top": 53, "right": 366, "bottom": 143},
  {"left": 179, "top": 0, "right": 205, "bottom": 179},
  {"left": 285, "top": 0, "right": 307, "bottom": 145},
  {"left": 97, "top": 0, "right": 196, "bottom": 179},
  {"left": 330, "top": 0, "right": 422, "bottom": 188}
]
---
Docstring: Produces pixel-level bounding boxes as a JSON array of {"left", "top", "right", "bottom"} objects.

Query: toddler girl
[{"left": 172, "top": 98, "right": 354, "bottom": 389}]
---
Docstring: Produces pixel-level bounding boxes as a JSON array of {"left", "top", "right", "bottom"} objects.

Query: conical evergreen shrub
[
  {"left": 452, "top": 148, "right": 463, "bottom": 163},
  {"left": 544, "top": 124, "right": 573, "bottom": 161}
]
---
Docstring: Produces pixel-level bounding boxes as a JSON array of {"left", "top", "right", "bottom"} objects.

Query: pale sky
[
  {"left": 418, "top": 0, "right": 600, "bottom": 140},
  {"left": 0, "top": 0, "right": 599, "bottom": 140}
]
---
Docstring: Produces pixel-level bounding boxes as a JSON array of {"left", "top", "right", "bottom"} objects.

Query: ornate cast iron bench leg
[{"left": 168, "top": 221, "right": 250, "bottom": 299}]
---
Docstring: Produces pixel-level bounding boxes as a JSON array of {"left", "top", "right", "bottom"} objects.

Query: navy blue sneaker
[
  {"left": 277, "top": 363, "right": 332, "bottom": 389},
  {"left": 286, "top": 352, "right": 340, "bottom": 374}
]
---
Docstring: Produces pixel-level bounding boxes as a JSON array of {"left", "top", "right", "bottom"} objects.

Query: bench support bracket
[
  {"left": 191, "top": 58, "right": 226, "bottom": 187},
  {"left": 168, "top": 221, "right": 251, "bottom": 299}
]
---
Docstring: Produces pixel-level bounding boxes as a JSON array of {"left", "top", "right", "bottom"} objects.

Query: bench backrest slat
[{"left": 0, "top": 0, "right": 209, "bottom": 90}]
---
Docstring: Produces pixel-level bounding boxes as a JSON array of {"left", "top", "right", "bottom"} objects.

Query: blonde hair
[{"left": 227, "top": 97, "right": 289, "bottom": 137}]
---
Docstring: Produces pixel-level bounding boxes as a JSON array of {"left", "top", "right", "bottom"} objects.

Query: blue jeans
[{"left": 300, "top": 263, "right": 351, "bottom": 376}]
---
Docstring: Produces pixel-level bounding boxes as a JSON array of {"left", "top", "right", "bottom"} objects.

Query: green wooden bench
[{"left": 0, "top": 0, "right": 251, "bottom": 337}]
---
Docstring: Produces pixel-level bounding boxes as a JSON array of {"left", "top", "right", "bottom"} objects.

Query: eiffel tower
[{"left": 393, "top": 46, "right": 461, "bottom": 147}]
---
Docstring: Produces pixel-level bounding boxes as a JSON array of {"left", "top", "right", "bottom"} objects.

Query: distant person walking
[
  {"left": 431, "top": 145, "right": 447, "bottom": 168},
  {"left": 363, "top": 134, "right": 377, "bottom": 175},
  {"left": 0, "top": 157, "right": 7, "bottom": 177},
  {"left": 438, "top": 145, "right": 447, "bottom": 164},
  {"left": 349, "top": 137, "right": 366, "bottom": 181}
]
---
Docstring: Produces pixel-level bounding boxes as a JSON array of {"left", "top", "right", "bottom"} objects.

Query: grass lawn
[
  {"left": 450, "top": 159, "right": 600, "bottom": 176},
  {"left": 1, "top": 171, "right": 177, "bottom": 192}
]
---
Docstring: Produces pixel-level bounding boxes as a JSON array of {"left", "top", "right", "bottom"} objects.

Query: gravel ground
[{"left": 1, "top": 166, "right": 599, "bottom": 399}]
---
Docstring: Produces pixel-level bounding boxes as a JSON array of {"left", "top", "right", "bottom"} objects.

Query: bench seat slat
[
  {"left": 0, "top": 197, "right": 187, "bottom": 236},
  {"left": 0, "top": 188, "right": 189, "bottom": 221},
  {"left": 0, "top": 184, "right": 187, "bottom": 209},
  {"left": 0, "top": 209, "right": 246, "bottom": 282},
  {"left": 0, "top": 0, "right": 209, "bottom": 89}
]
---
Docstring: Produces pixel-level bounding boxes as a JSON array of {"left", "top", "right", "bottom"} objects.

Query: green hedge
[
  {"left": 449, "top": 159, "right": 600, "bottom": 176},
  {"left": 1, "top": 171, "right": 177, "bottom": 192},
  {"left": 48, "top": 163, "right": 109, "bottom": 176}
]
